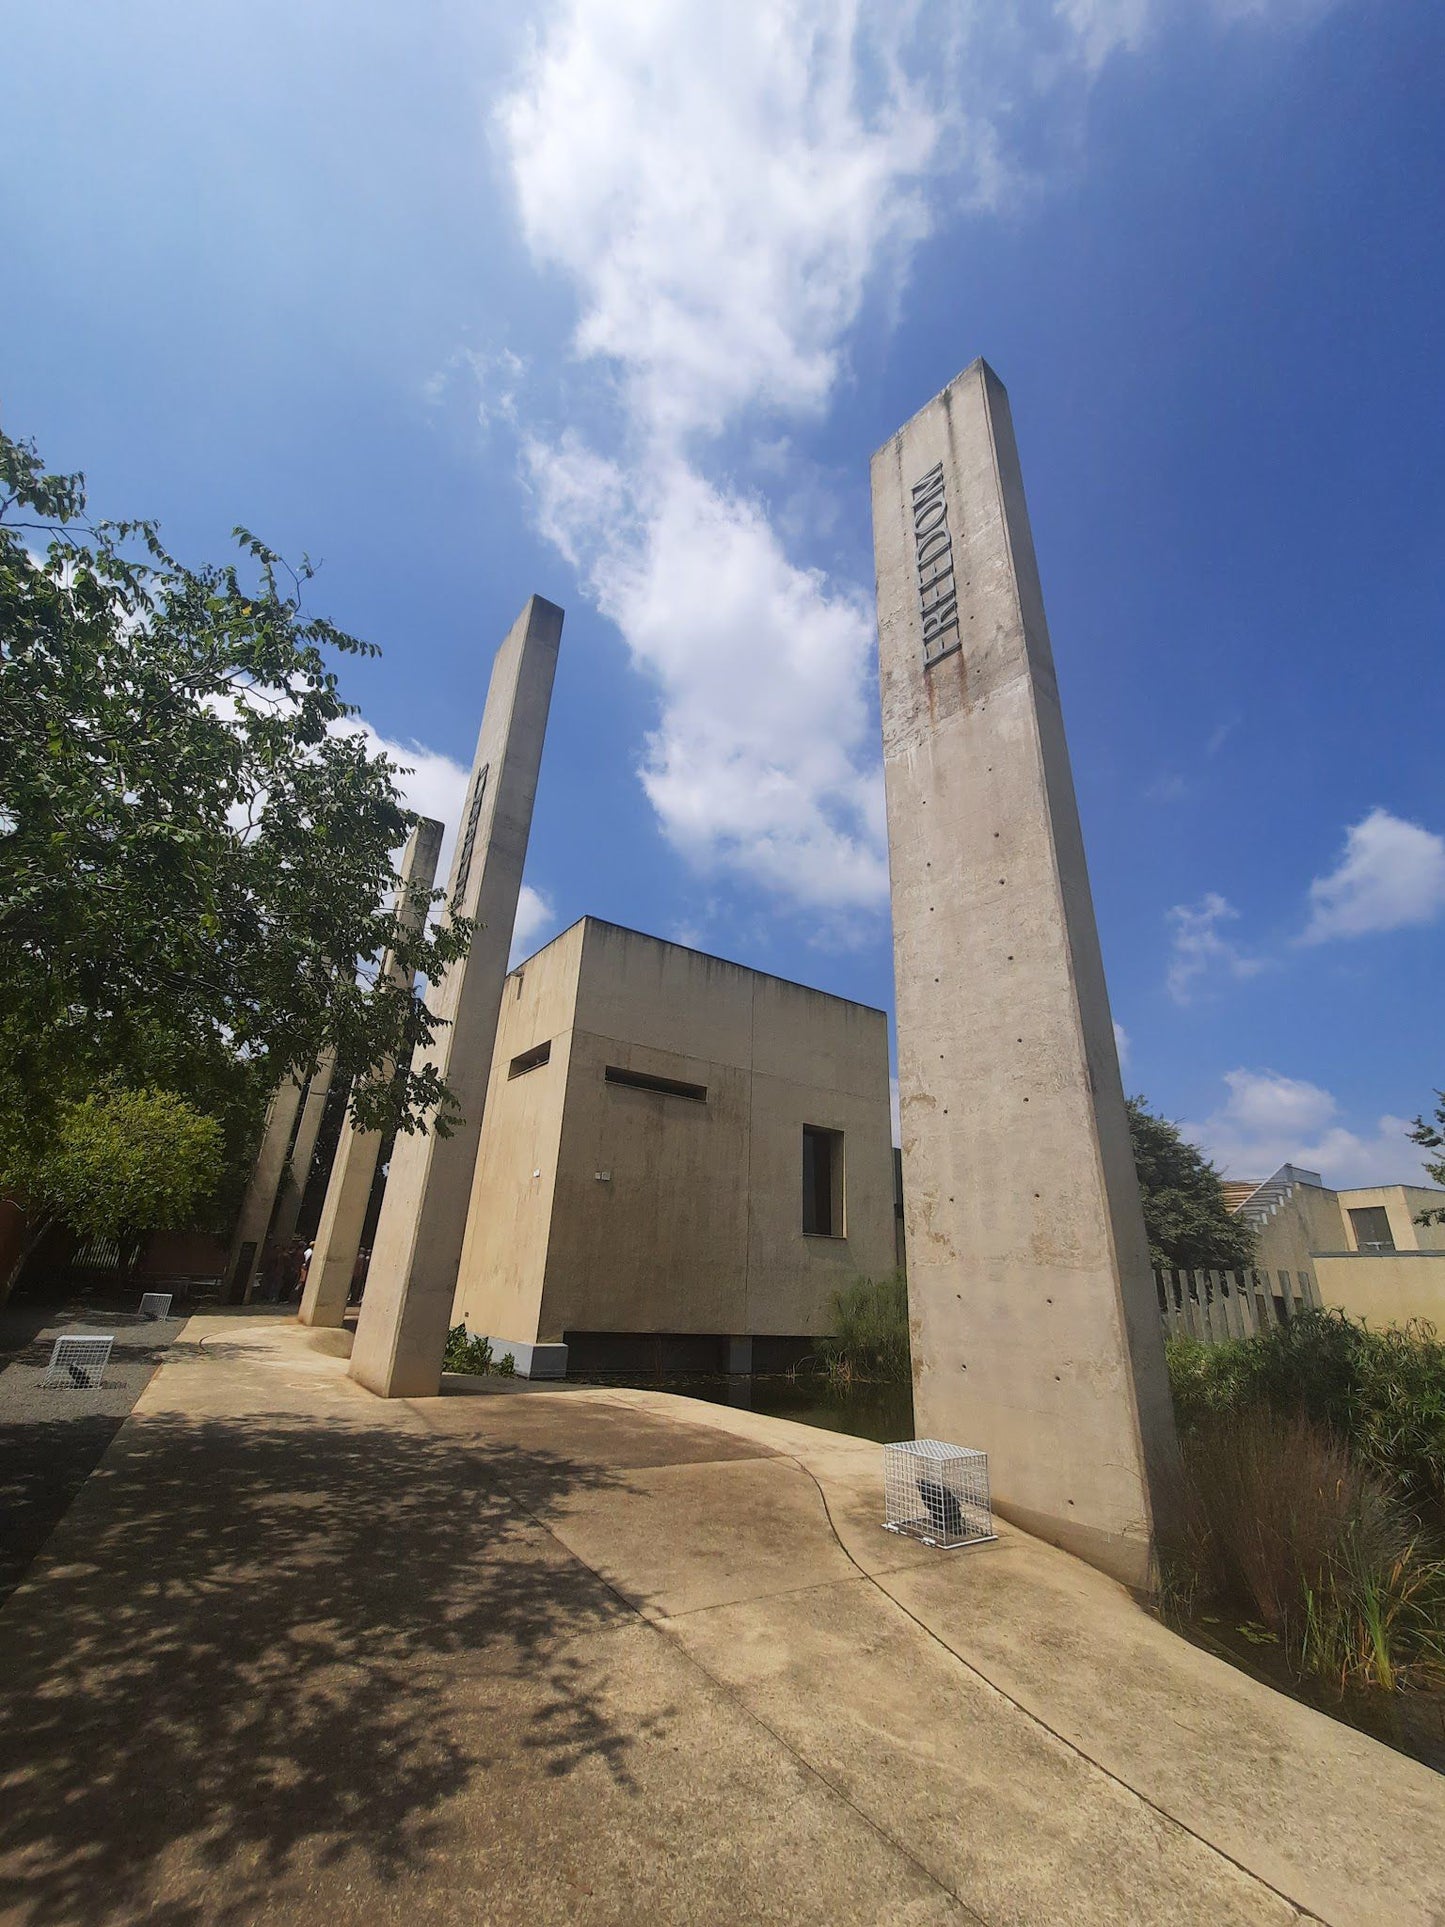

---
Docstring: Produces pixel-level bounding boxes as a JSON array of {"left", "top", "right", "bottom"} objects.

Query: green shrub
[
  {"left": 496, "top": 1351, "right": 516, "bottom": 1377},
  {"left": 1166, "top": 1309, "right": 1445, "bottom": 1512},
  {"left": 443, "top": 1324, "right": 493, "bottom": 1376},
  {"left": 820, "top": 1273, "right": 910, "bottom": 1384}
]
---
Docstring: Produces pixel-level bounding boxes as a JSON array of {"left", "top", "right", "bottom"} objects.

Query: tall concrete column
[
  {"left": 225, "top": 1077, "right": 305, "bottom": 1302},
  {"left": 269, "top": 1051, "right": 336, "bottom": 1248},
  {"left": 872, "top": 359, "right": 1177, "bottom": 1588},
  {"left": 349, "top": 596, "right": 563, "bottom": 1397},
  {"left": 299, "top": 816, "right": 443, "bottom": 1329}
]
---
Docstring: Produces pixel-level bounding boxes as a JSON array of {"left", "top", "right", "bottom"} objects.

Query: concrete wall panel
[{"left": 452, "top": 920, "right": 896, "bottom": 1353}]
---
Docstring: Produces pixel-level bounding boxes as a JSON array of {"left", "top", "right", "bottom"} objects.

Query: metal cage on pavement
[
  {"left": 883, "top": 1439, "right": 995, "bottom": 1549},
  {"left": 41, "top": 1335, "right": 114, "bottom": 1391}
]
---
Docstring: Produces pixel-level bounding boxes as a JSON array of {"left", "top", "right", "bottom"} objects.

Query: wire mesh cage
[
  {"left": 883, "top": 1439, "right": 995, "bottom": 1549},
  {"left": 41, "top": 1335, "right": 114, "bottom": 1391},
  {"left": 138, "top": 1292, "right": 173, "bottom": 1321}
]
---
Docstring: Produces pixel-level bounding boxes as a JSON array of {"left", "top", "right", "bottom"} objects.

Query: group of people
[{"left": 255, "top": 1237, "right": 372, "bottom": 1307}]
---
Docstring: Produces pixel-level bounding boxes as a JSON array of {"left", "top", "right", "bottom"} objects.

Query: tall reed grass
[
  {"left": 1165, "top": 1312, "right": 1445, "bottom": 1696},
  {"left": 819, "top": 1273, "right": 911, "bottom": 1384}
]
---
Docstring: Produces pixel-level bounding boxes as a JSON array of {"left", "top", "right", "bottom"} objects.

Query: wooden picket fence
[{"left": 1155, "top": 1267, "right": 1321, "bottom": 1345}]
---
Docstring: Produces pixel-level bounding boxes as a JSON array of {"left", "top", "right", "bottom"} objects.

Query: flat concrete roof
[{"left": 509, "top": 913, "right": 888, "bottom": 1020}]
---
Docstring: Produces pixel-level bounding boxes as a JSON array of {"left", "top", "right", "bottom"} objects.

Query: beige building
[
  {"left": 450, "top": 918, "right": 897, "bottom": 1376},
  {"left": 1236, "top": 1165, "right": 1445, "bottom": 1327}
]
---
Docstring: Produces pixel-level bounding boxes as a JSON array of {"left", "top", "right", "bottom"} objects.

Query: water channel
[{"left": 579, "top": 1371, "right": 914, "bottom": 1444}]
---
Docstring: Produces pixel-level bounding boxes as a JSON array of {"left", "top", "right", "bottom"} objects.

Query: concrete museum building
[{"left": 449, "top": 917, "right": 897, "bottom": 1377}]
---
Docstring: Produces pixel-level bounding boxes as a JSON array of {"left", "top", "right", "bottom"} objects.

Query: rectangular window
[
  {"left": 1347, "top": 1205, "right": 1395, "bottom": 1253},
  {"left": 604, "top": 1065, "right": 707, "bottom": 1102},
  {"left": 803, "top": 1125, "right": 844, "bottom": 1237},
  {"left": 507, "top": 1039, "right": 551, "bottom": 1079}
]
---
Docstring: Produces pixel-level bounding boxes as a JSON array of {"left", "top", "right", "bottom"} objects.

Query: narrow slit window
[
  {"left": 803, "top": 1125, "right": 844, "bottom": 1237},
  {"left": 508, "top": 1040, "right": 551, "bottom": 1079},
  {"left": 604, "top": 1065, "right": 707, "bottom": 1102}
]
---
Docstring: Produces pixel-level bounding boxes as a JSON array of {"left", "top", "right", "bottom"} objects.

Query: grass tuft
[{"left": 818, "top": 1272, "right": 911, "bottom": 1385}]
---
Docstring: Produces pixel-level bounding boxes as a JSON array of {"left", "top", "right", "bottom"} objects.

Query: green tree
[
  {"left": 0, "top": 433, "right": 471, "bottom": 1198},
  {"left": 6, "top": 1087, "right": 226, "bottom": 1281},
  {"left": 1126, "top": 1095, "right": 1257, "bottom": 1273},
  {"left": 1408, "top": 1093, "right": 1445, "bottom": 1225}
]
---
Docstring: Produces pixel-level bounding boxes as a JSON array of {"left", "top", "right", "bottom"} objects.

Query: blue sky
[{"left": 5, "top": 0, "right": 1442, "bottom": 1184}]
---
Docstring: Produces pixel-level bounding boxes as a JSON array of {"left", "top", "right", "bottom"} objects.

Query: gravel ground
[{"left": 0, "top": 1297, "right": 185, "bottom": 1604}]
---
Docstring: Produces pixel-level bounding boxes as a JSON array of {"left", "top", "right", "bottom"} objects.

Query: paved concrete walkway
[{"left": 0, "top": 1315, "right": 1440, "bottom": 1926}]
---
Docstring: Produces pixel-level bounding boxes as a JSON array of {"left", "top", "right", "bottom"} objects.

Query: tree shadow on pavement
[
  {"left": 0, "top": 1311, "right": 187, "bottom": 1607},
  {"left": 0, "top": 1413, "right": 651, "bottom": 1927}
]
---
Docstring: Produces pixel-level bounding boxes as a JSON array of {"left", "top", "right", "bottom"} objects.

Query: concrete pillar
[
  {"left": 349, "top": 596, "right": 563, "bottom": 1397},
  {"left": 871, "top": 359, "right": 1177, "bottom": 1589},
  {"left": 299, "top": 817, "right": 444, "bottom": 1328},
  {"left": 269, "top": 1051, "right": 336, "bottom": 1248},
  {"left": 224, "top": 1077, "right": 305, "bottom": 1302}
]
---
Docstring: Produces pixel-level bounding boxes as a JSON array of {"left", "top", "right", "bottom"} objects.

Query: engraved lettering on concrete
[{"left": 909, "top": 461, "right": 961, "bottom": 666}]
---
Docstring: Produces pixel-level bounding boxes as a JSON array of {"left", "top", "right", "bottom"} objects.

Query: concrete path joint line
[
  {"left": 403, "top": 1395, "right": 989, "bottom": 1923},
  {"left": 404, "top": 1384, "right": 1322, "bottom": 1925},
  {"left": 780, "top": 1449, "right": 1324, "bottom": 1926}
]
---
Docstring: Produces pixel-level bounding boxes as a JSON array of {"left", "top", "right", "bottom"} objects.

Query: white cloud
[
  {"left": 1214, "top": 1067, "right": 1336, "bottom": 1139},
  {"left": 1113, "top": 1020, "right": 1130, "bottom": 1071},
  {"left": 1059, "top": 0, "right": 1332, "bottom": 70},
  {"left": 499, "top": 3, "right": 945, "bottom": 914},
  {"left": 526, "top": 441, "right": 888, "bottom": 908},
  {"left": 1181, "top": 1068, "right": 1428, "bottom": 1189},
  {"left": 1146, "top": 772, "right": 1188, "bottom": 803},
  {"left": 500, "top": 4, "right": 942, "bottom": 443},
  {"left": 510, "top": 883, "right": 559, "bottom": 966},
  {"left": 1165, "top": 892, "right": 1265, "bottom": 1004},
  {"left": 423, "top": 345, "right": 528, "bottom": 431},
  {"left": 1055, "top": 0, "right": 1153, "bottom": 71},
  {"left": 1302, "top": 807, "right": 1445, "bottom": 943},
  {"left": 494, "top": 0, "right": 1339, "bottom": 919}
]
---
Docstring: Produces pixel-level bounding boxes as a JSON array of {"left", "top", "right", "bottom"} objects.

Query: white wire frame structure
[
  {"left": 41, "top": 1335, "right": 114, "bottom": 1390},
  {"left": 138, "top": 1292, "right": 174, "bottom": 1321},
  {"left": 883, "top": 1439, "right": 996, "bottom": 1549}
]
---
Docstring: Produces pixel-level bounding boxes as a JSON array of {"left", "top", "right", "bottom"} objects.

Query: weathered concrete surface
[
  {"left": 872, "top": 359, "right": 1178, "bottom": 1586},
  {"left": 223, "top": 1076, "right": 304, "bottom": 1300},
  {"left": 452, "top": 917, "right": 896, "bottom": 1357},
  {"left": 269, "top": 1051, "right": 336, "bottom": 1249},
  {"left": 1, "top": 1317, "right": 1439, "bottom": 1927},
  {"left": 351, "top": 598, "right": 562, "bottom": 1398},
  {"left": 300, "top": 816, "right": 445, "bottom": 1330}
]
